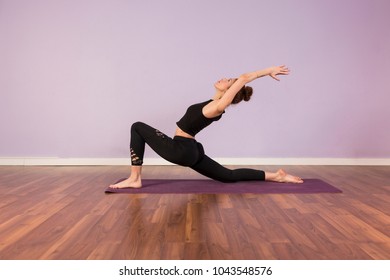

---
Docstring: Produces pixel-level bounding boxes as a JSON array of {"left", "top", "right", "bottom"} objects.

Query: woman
[{"left": 110, "top": 65, "right": 303, "bottom": 189}]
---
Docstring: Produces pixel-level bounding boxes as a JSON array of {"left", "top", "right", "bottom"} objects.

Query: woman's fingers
[
  {"left": 280, "top": 66, "right": 290, "bottom": 73},
  {"left": 269, "top": 65, "right": 290, "bottom": 81},
  {"left": 270, "top": 74, "right": 280, "bottom": 81}
]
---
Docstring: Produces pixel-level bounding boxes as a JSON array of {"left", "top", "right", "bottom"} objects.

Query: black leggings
[{"left": 130, "top": 121, "right": 265, "bottom": 183}]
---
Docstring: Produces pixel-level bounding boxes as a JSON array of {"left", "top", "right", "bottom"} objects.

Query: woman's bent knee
[{"left": 131, "top": 121, "right": 145, "bottom": 131}]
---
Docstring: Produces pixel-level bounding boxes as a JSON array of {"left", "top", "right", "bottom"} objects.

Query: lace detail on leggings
[
  {"left": 130, "top": 148, "right": 143, "bottom": 165},
  {"left": 130, "top": 127, "right": 167, "bottom": 166},
  {"left": 155, "top": 129, "right": 165, "bottom": 138}
]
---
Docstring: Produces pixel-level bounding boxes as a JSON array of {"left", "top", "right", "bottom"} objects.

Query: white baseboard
[{"left": 0, "top": 157, "right": 389, "bottom": 166}]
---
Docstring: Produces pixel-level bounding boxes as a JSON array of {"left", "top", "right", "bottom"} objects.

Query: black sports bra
[{"left": 176, "top": 99, "right": 223, "bottom": 137}]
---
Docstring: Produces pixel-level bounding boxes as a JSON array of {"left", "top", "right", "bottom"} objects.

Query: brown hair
[{"left": 232, "top": 85, "right": 253, "bottom": 104}]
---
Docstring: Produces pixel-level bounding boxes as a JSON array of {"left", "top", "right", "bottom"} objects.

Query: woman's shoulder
[{"left": 202, "top": 99, "right": 225, "bottom": 118}]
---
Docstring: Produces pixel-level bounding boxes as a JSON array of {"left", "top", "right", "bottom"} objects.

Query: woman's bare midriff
[{"left": 174, "top": 127, "right": 195, "bottom": 139}]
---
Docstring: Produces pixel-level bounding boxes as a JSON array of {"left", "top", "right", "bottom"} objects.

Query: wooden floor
[{"left": 0, "top": 165, "right": 389, "bottom": 260}]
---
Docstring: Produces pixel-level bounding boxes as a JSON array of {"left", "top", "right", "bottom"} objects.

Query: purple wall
[{"left": 1, "top": 0, "right": 389, "bottom": 159}]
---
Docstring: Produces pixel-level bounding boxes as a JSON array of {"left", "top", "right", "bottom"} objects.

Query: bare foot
[
  {"left": 109, "top": 177, "right": 142, "bottom": 189},
  {"left": 273, "top": 169, "right": 304, "bottom": 183}
]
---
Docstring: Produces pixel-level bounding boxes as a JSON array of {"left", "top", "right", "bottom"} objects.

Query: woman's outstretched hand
[{"left": 269, "top": 65, "right": 290, "bottom": 81}]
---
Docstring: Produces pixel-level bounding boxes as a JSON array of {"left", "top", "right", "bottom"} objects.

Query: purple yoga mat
[{"left": 105, "top": 179, "right": 342, "bottom": 194}]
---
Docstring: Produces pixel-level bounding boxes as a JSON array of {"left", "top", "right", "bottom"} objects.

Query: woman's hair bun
[
  {"left": 243, "top": 86, "right": 253, "bottom": 102},
  {"left": 232, "top": 85, "right": 253, "bottom": 104}
]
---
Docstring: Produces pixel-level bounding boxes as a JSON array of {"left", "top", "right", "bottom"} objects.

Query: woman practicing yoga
[{"left": 110, "top": 65, "right": 303, "bottom": 189}]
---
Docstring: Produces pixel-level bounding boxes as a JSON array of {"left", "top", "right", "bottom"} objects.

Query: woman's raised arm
[
  {"left": 243, "top": 65, "right": 290, "bottom": 82},
  {"left": 215, "top": 65, "right": 290, "bottom": 112}
]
